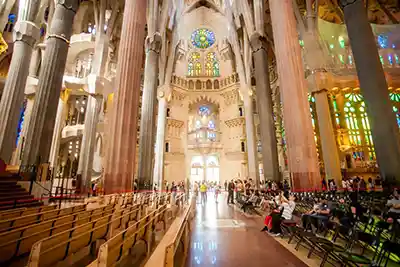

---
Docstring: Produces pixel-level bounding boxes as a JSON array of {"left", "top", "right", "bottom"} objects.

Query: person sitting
[
  {"left": 301, "top": 197, "right": 332, "bottom": 233},
  {"left": 261, "top": 192, "right": 296, "bottom": 235}
]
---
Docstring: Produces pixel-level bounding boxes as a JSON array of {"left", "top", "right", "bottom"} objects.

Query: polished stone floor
[{"left": 185, "top": 193, "right": 307, "bottom": 267}]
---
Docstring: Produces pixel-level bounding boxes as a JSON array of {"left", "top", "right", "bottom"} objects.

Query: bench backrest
[
  {"left": 27, "top": 205, "right": 141, "bottom": 267},
  {"left": 0, "top": 204, "right": 87, "bottom": 232},
  {"left": 0, "top": 205, "right": 58, "bottom": 221},
  {"left": 0, "top": 204, "right": 116, "bottom": 263},
  {"left": 96, "top": 205, "right": 168, "bottom": 267}
]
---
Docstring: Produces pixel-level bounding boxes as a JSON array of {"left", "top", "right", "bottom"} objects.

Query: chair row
[
  {"left": 0, "top": 205, "right": 58, "bottom": 221},
  {"left": 0, "top": 204, "right": 87, "bottom": 232},
  {"left": 0, "top": 204, "right": 118, "bottom": 263}
]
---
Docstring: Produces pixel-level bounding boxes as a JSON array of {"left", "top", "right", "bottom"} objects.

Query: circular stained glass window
[{"left": 191, "top": 29, "right": 215, "bottom": 49}]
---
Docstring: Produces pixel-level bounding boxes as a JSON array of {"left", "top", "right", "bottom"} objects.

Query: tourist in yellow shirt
[{"left": 200, "top": 182, "right": 207, "bottom": 203}]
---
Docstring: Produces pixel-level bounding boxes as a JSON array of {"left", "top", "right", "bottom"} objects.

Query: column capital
[
  {"left": 146, "top": 32, "right": 162, "bottom": 54},
  {"left": 249, "top": 32, "right": 268, "bottom": 53},
  {"left": 13, "top": 21, "right": 40, "bottom": 46},
  {"left": 157, "top": 85, "right": 171, "bottom": 100},
  {"left": 338, "top": 0, "right": 358, "bottom": 9},
  {"left": 307, "top": 69, "right": 334, "bottom": 94},
  {"left": 57, "top": 0, "right": 79, "bottom": 12}
]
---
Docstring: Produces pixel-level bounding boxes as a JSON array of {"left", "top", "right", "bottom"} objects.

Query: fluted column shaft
[
  {"left": 340, "top": 0, "right": 400, "bottom": 184},
  {"left": 250, "top": 33, "right": 280, "bottom": 182},
  {"left": 243, "top": 94, "right": 260, "bottom": 188},
  {"left": 0, "top": 0, "right": 41, "bottom": 163},
  {"left": 22, "top": 0, "right": 78, "bottom": 166},
  {"left": 103, "top": 0, "right": 147, "bottom": 194},
  {"left": 137, "top": 34, "right": 162, "bottom": 190},
  {"left": 78, "top": 95, "right": 101, "bottom": 193},
  {"left": 153, "top": 96, "right": 167, "bottom": 190},
  {"left": 269, "top": 0, "right": 321, "bottom": 190},
  {"left": 48, "top": 98, "right": 67, "bottom": 169},
  {"left": 313, "top": 89, "right": 342, "bottom": 185}
]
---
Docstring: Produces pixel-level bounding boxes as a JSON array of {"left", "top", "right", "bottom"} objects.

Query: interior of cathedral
[{"left": 0, "top": 0, "right": 400, "bottom": 266}]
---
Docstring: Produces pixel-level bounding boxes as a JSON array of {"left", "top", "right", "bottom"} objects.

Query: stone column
[
  {"left": 313, "top": 87, "right": 342, "bottom": 185},
  {"left": 22, "top": 0, "right": 79, "bottom": 166},
  {"left": 340, "top": 0, "right": 400, "bottom": 183},
  {"left": 243, "top": 93, "right": 261, "bottom": 188},
  {"left": 137, "top": 33, "right": 162, "bottom": 190},
  {"left": 269, "top": 0, "right": 321, "bottom": 190},
  {"left": 0, "top": 0, "right": 40, "bottom": 163},
  {"left": 103, "top": 0, "right": 147, "bottom": 194},
  {"left": 48, "top": 97, "right": 67, "bottom": 169},
  {"left": 153, "top": 94, "right": 168, "bottom": 190},
  {"left": 77, "top": 95, "right": 102, "bottom": 193},
  {"left": 250, "top": 33, "right": 280, "bottom": 182}
]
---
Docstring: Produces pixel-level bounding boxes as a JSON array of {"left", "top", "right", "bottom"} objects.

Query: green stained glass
[
  {"left": 390, "top": 93, "right": 400, "bottom": 102},
  {"left": 191, "top": 29, "right": 215, "bottom": 49},
  {"left": 393, "top": 106, "right": 398, "bottom": 112},
  {"left": 339, "top": 36, "right": 345, "bottom": 49},
  {"left": 396, "top": 54, "right": 400, "bottom": 65},
  {"left": 380, "top": 55, "right": 384, "bottom": 65},
  {"left": 299, "top": 40, "right": 304, "bottom": 47},
  {"left": 339, "top": 54, "right": 344, "bottom": 63}
]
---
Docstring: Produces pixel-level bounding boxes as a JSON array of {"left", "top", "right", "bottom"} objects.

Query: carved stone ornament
[
  {"left": 249, "top": 32, "right": 268, "bottom": 53},
  {"left": 13, "top": 21, "right": 40, "bottom": 46},
  {"left": 58, "top": 0, "right": 80, "bottom": 12},
  {"left": 145, "top": 32, "right": 162, "bottom": 54},
  {"left": 338, "top": 0, "right": 358, "bottom": 9}
]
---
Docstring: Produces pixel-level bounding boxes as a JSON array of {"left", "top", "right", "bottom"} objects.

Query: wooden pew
[
  {"left": 144, "top": 197, "right": 196, "bottom": 267},
  {"left": 0, "top": 204, "right": 87, "bottom": 232},
  {"left": 27, "top": 205, "right": 142, "bottom": 267},
  {"left": 0, "top": 204, "right": 116, "bottom": 263},
  {"left": 0, "top": 205, "right": 58, "bottom": 221},
  {"left": 93, "top": 205, "right": 169, "bottom": 267}
]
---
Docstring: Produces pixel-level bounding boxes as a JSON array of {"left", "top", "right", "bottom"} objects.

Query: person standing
[
  {"left": 200, "top": 182, "right": 207, "bottom": 204},
  {"left": 227, "top": 180, "right": 235, "bottom": 204},
  {"left": 224, "top": 180, "right": 227, "bottom": 191},
  {"left": 214, "top": 184, "right": 220, "bottom": 203}
]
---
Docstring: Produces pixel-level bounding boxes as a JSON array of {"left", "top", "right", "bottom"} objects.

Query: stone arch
[
  {"left": 188, "top": 94, "right": 220, "bottom": 108},
  {"left": 213, "top": 79, "right": 219, "bottom": 89},
  {"left": 95, "top": 134, "right": 103, "bottom": 156},
  {"left": 189, "top": 80, "right": 194, "bottom": 89},
  {"left": 195, "top": 80, "right": 202, "bottom": 90},
  {"left": 206, "top": 79, "right": 212, "bottom": 90},
  {"left": 72, "top": 2, "right": 91, "bottom": 34}
]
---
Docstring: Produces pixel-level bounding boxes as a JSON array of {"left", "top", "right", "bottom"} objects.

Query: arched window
[
  {"left": 344, "top": 93, "right": 375, "bottom": 160},
  {"left": 191, "top": 29, "right": 215, "bottom": 49},
  {"left": 206, "top": 52, "right": 219, "bottom": 77},
  {"left": 188, "top": 52, "right": 200, "bottom": 76},
  {"left": 390, "top": 92, "right": 400, "bottom": 127}
]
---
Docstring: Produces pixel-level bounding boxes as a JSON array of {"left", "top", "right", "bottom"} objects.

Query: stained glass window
[
  {"left": 16, "top": 99, "right": 27, "bottom": 145},
  {"left": 191, "top": 29, "right": 215, "bottom": 49},
  {"left": 205, "top": 52, "right": 219, "bottom": 77},
  {"left": 344, "top": 93, "right": 375, "bottom": 160},
  {"left": 199, "top": 106, "right": 210, "bottom": 116},
  {"left": 390, "top": 92, "right": 400, "bottom": 128},
  {"left": 188, "top": 52, "right": 201, "bottom": 76},
  {"left": 308, "top": 94, "right": 321, "bottom": 161}
]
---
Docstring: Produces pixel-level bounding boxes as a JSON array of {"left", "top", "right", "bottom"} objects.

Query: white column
[
  {"left": 153, "top": 95, "right": 167, "bottom": 189},
  {"left": 49, "top": 97, "right": 67, "bottom": 168},
  {"left": 243, "top": 93, "right": 260, "bottom": 188}
]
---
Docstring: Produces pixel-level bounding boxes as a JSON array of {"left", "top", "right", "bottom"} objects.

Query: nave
[{"left": 186, "top": 193, "right": 307, "bottom": 267}]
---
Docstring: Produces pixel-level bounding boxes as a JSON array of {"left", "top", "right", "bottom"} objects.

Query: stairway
[{"left": 0, "top": 176, "right": 42, "bottom": 210}]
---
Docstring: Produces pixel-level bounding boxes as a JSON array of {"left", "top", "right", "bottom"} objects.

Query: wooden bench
[
  {"left": 27, "top": 205, "right": 142, "bottom": 267},
  {"left": 0, "top": 204, "right": 116, "bottom": 263},
  {"left": 144, "top": 197, "right": 195, "bottom": 267},
  {"left": 0, "top": 204, "right": 87, "bottom": 232},
  {"left": 91, "top": 205, "right": 169, "bottom": 267},
  {"left": 0, "top": 205, "right": 58, "bottom": 221}
]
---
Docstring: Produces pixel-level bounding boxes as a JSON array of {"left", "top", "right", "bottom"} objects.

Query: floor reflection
[{"left": 185, "top": 193, "right": 308, "bottom": 267}]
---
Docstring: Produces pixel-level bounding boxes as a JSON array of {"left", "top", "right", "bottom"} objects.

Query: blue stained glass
[
  {"left": 378, "top": 35, "right": 388, "bottom": 48},
  {"left": 191, "top": 29, "right": 215, "bottom": 49},
  {"left": 199, "top": 106, "right": 210, "bottom": 116},
  {"left": 389, "top": 55, "right": 393, "bottom": 65},
  {"left": 16, "top": 100, "right": 27, "bottom": 145}
]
